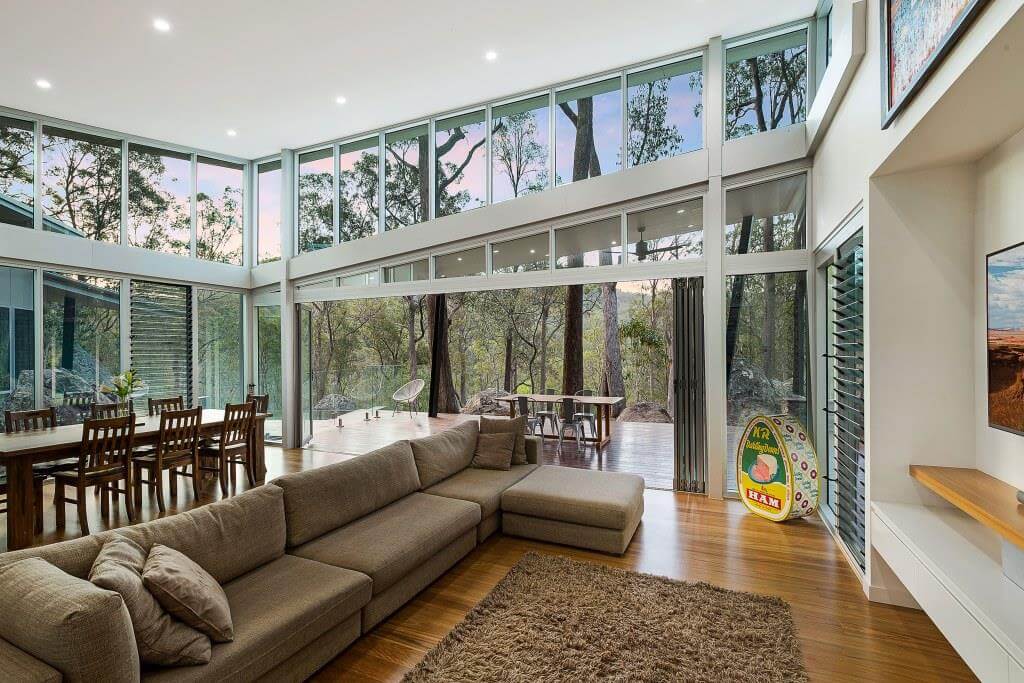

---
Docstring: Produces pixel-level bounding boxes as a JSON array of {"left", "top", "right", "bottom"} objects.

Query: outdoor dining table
[
  {"left": 0, "top": 409, "right": 269, "bottom": 551},
  {"left": 495, "top": 394, "right": 625, "bottom": 449}
]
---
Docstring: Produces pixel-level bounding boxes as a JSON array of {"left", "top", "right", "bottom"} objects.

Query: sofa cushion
[
  {"left": 409, "top": 421, "right": 478, "bottom": 488},
  {"left": 0, "top": 638, "right": 61, "bottom": 683},
  {"left": 471, "top": 432, "right": 515, "bottom": 470},
  {"left": 143, "top": 545, "right": 233, "bottom": 643},
  {"left": 425, "top": 464, "right": 538, "bottom": 518},
  {"left": 480, "top": 415, "right": 528, "bottom": 465},
  {"left": 0, "top": 532, "right": 116, "bottom": 579},
  {"left": 291, "top": 492, "right": 480, "bottom": 595},
  {"left": 273, "top": 441, "right": 421, "bottom": 547},
  {"left": 0, "top": 558, "right": 140, "bottom": 683},
  {"left": 117, "top": 485, "right": 286, "bottom": 584},
  {"left": 90, "top": 537, "right": 211, "bottom": 666},
  {"left": 501, "top": 466, "right": 645, "bottom": 530},
  {"left": 142, "top": 554, "right": 371, "bottom": 683}
]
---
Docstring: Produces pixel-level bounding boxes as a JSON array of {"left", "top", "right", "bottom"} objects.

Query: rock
[
  {"left": 313, "top": 394, "right": 357, "bottom": 419},
  {"left": 461, "top": 389, "right": 511, "bottom": 416},
  {"left": 617, "top": 402, "right": 672, "bottom": 423}
]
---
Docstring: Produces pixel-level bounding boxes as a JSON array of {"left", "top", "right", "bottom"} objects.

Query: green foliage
[
  {"left": 127, "top": 149, "right": 190, "bottom": 255},
  {"left": 42, "top": 133, "right": 121, "bottom": 241},
  {"left": 339, "top": 150, "right": 379, "bottom": 241},
  {"left": 627, "top": 80, "right": 685, "bottom": 165},
  {"left": 725, "top": 45, "right": 807, "bottom": 140},
  {"left": 298, "top": 171, "right": 334, "bottom": 251},
  {"left": 491, "top": 111, "right": 549, "bottom": 198},
  {"left": 196, "top": 185, "right": 243, "bottom": 264}
]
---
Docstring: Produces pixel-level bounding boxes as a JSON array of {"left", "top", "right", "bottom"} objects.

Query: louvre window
[
  {"left": 826, "top": 231, "right": 865, "bottom": 569},
  {"left": 131, "top": 280, "right": 192, "bottom": 402}
]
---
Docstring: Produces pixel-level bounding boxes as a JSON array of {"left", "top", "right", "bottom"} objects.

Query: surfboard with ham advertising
[{"left": 736, "top": 414, "right": 819, "bottom": 522}]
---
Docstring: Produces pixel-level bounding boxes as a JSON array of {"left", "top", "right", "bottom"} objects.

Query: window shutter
[{"left": 131, "top": 281, "right": 192, "bottom": 403}]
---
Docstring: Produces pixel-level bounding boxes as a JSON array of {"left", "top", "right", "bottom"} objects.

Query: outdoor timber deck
[{"left": 306, "top": 411, "right": 677, "bottom": 490}]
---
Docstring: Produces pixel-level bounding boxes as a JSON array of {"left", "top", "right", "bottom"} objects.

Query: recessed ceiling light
[
  {"left": 611, "top": 240, "right": 618, "bottom": 245},
  {"left": 335, "top": 95, "right": 347, "bottom": 105},
  {"left": 676, "top": 208, "right": 687, "bottom": 214},
  {"left": 35, "top": 79, "right": 51, "bottom": 90},
  {"left": 484, "top": 50, "right": 498, "bottom": 62},
  {"left": 456, "top": 257, "right": 463, "bottom": 261},
  {"left": 226, "top": 129, "right": 237, "bottom": 137},
  {"left": 529, "top": 249, "right": 536, "bottom": 254},
  {"left": 152, "top": 17, "right": 171, "bottom": 32},
  {"left": 493, "top": 249, "right": 500, "bottom": 253}
]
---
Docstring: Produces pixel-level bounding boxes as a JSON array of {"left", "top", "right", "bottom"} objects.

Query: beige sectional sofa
[{"left": 0, "top": 419, "right": 643, "bottom": 682}]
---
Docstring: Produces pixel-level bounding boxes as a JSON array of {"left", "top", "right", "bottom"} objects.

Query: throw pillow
[
  {"left": 480, "top": 415, "right": 528, "bottom": 465},
  {"left": 90, "top": 537, "right": 211, "bottom": 666},
  {"left": 0, "top": 557, "right": 141, "bottom": 683},
  {"left": 143, "top": 545, "right": 234, "bottom": 643},
  {"left": 471, "top": 432, "right": 515, "bottom": 470}
]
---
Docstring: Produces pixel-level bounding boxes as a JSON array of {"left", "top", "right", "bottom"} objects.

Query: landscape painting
[
  {"left": 881, "top": 0, "right": 990, "bottom": 127},
  {"left": 987, "top": 242, "right": 1024, "bottom": 434}
]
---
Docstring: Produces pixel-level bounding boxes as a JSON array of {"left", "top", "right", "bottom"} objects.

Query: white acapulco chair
[{"left": 392, "top": 379, "right": 426, "bottom": 418}]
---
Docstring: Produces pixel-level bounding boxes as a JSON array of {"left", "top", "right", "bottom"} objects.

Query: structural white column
[
  {"left": 279, "top": 150, "right": 299, "bottom": 448},
  {"left": 704, "top": 36, "right": 727, "bottom": 499}
]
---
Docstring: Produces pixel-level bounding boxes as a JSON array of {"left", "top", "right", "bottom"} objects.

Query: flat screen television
[{"left": 987, "top": 241, "right": 1024, "bottom": 434}]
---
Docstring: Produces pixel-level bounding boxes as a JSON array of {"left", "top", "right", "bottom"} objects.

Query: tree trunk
[
  {"left": 601, "top": 282, "right": 625, "bottom": 416},
  {"left": 791, "top": 206, "right": 808, "bottom": 408},
  {"left": 418, "top": 135, "right": 430, "bottom": 223},
  {"left": 539, "top": 302, "right": 549, "bottom": 391},
  {"left": 427, "top": 294, "right": 460, "bottom": 413},
  {"left": 562, "top": 284, "right": 584, "bottom": 395},
  {"left": 503, "top": 328, "right": 514, "bottom": 392},
  {"left": 762, "top": 221, "right": 776, "bottom": 377},
  {"left": 725, "top": 215, "right": 754, "bottom": 379},
  {"left": 406, "top": 296, "right": 418, "bottom": 380}
]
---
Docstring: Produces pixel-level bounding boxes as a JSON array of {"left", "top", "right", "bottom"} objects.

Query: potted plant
[{"left": 101, "top": 370, "right": 144, "bottom": 417}]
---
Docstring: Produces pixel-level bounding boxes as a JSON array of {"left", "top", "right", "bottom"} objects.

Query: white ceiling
[{"left": 0, "top": 0, "right": 816, "bottom": 159}]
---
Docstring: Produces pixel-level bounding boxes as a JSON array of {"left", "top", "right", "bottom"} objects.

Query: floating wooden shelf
[{"left": 909, "top": 465, "right": 1024, "bottom": 551}]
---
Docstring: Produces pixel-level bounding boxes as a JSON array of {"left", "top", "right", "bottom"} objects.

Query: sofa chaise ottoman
[{"left": 500, "top": 466, "right": 645, "bottom": 555}]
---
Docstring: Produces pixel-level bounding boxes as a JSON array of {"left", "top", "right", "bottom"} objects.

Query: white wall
[
  {"left": 867, "top": 165, "right": 977, "bottom": 506},
  {"left": 974, "top": 128, "right": 1024, "bottom": 491}
]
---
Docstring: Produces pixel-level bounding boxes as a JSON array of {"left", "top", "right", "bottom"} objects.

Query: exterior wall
[{"left": 974, "top": 128, "right": 1024, "bottom": 491}]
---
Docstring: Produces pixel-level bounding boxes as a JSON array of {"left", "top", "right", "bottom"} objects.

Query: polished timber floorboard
[{"left": 2, "top": 446, "right": 976, "bottom": 682}]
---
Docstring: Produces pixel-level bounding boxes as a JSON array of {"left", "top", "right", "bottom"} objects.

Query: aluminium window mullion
[{"left": 33, "top": 120, "right": 42, "bottom": 231}]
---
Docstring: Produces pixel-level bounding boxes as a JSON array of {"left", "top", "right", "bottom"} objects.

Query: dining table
[
  {"left": 495, "top": 394, "right": 625, "bottom": 449},
  {"left": 0, "top": 408, "right": 269, "bottom": 551}
]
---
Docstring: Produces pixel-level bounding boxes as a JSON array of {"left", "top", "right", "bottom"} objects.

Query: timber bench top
[{"left": 909, "top": 465, "right": 1024, "bottom": 551}]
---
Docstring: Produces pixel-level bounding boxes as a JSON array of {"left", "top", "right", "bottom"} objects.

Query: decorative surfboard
[{"left": 736, "top": 414, "right": 820, "bottom": 522}]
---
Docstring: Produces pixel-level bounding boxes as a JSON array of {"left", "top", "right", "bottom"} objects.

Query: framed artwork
[
  {"left": 880, "top": 0, "right": 991, "bottom": 128},
  {"left": 987, "top": 241, "right": 1024, "bottom": 435}
]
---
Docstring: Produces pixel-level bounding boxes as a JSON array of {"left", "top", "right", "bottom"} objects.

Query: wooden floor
[
  {"left": 1, "top": 445, "right": 975, "bottom": 682},
  {"left": 308, "top": 411, "right": 678, "bottom": 489}
]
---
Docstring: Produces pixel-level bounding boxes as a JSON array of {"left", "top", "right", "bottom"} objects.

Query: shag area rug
[{"left": 404, "top": 552, "right": 808, "bottom": 682}]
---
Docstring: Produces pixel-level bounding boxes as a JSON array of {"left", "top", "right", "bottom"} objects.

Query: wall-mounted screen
[{"left": 987, "top": 241, "right": 1024, "bottom": 434}]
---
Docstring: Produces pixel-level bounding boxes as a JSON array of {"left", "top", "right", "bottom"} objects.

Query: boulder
[
  {"left": 313, "top": 394, "right": 357, "bottom": 419},
  {"left": 617, "top": 401, "right": 672, "bottom": 423},
  {"left": 461, "top": 388, "right": 511, "bottom": 416}
]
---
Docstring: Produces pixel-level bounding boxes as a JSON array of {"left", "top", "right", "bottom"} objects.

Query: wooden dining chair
[
  {"left": 4, "top": 407, "right": 68, "bottom": 533},
  {"left": 133, "top": 407, "right": 201, "bottom": 513},
  {"left": 199, "top": 402, "right": 255, "bottom": 496},
  {"left": 245, "top": 393, "right": 269, "bottom": 413},
  {"left": 148, "top": 396, "right": 184, "bottom": 416},
  {"left": 54, "top": 415, "right": 136, "bottom": 535},
  {"left": 91, "top": 401, "right": 132, "bottom": 419}
]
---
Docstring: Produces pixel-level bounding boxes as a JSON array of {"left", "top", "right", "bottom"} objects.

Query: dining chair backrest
[
  {"left": 64, "top": 391, "right": 95, "bottom": 408},
  {"left": 575, "top": 389, "right": 596, "bottom": 414},
  {"left": 245, "top": 393, "right": 270, "bottom": 413},
  {"left": 149, "top": 395, "right": 185, "bottom": 416},
  {"left": 91, "top": 401, "right": 132, "bottom": 419},
  {"left": 79, "top": 416, "right": 135, "bottom": 476},
  {"left": 157, "top": 407, "right": 202, "bottom": 461},
  {"left": 560, "top": 397, "right": 577, "bottom": 420},
  {"left": 4, "top": 407, "right": 58, "bottom": 433},
  {"left": 219, "top": 402, "right": 255, "bottom": 449}
]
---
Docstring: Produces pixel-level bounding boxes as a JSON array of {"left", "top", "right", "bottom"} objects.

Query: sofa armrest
[
  {"left": 525, "top": 435, "right": 542, "bottom": 465},
  {"left": 0, "top": 638, "right": 61, "bottom": 683}
]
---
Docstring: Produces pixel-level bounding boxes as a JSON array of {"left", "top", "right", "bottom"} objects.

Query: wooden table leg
[
  {"left": 6, "top": 458, "right": 36, "bottom": 550},
  {"left": 252, "top": 417, "right": 267, "bottom": 482},
  {"left": 603, "top": 405, "right": 612, "bottom": 447},
  {"left": 508, "top": 402, "right": 517, "bottom": 419},
  {"left": 595, "top": 405, "right": 605, "bottom": 447}
]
